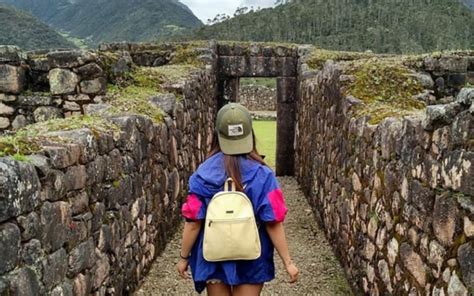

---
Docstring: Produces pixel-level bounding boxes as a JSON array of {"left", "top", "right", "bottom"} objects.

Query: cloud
[{"left": 180, "top": 0, "right": 275, "bottom": 22}]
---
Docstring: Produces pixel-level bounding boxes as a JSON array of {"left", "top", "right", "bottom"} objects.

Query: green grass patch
[
  {"left": 170, "top": 43, "right": 205, "bottom": 67},
  {"left": 0, "top": 115, "right": 118, "bottom": 157},
  {"left": 344, "top": 59, "right": 426, "bottom": 124},
  {"left": 306, "top": 48, "right": 381, "bottom": 70},
  {"left": 240, "top": 78, "right": 276, "bottom": 88},
  {"left": 253, "top": 120, "right": 276, "bottom": 169},
  {"left": 106, "top": 65, "right": 198, "bottom": 122}
]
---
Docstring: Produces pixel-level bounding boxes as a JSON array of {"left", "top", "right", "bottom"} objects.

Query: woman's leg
[
  {"left": 206, "top": 282, "right": 232, "bottom": 296},
  {"left": 232, "top": 284, "right": 264, "bottom": 296}
]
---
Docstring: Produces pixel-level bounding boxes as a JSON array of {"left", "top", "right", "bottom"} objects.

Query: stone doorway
[{"left": 216, "top": 43, "right": 298, "bottom": 176}]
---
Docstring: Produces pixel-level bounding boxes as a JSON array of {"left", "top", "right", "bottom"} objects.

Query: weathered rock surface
[{"left": 0, "top": 64, "right": 25, "bottom": 94}]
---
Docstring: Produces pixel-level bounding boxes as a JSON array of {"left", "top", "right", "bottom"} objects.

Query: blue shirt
[{"left": 181, "top": 152, "right": 287, "bottom": 293}]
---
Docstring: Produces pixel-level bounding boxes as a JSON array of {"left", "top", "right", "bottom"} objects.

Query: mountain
[
  {"left": 462, "top": 0, "right": 474, "bottom": 9},
  {"left": 192, "top": 0, "right": 474, "bottom": 54},
  {"left": 0, "top": 0, "right": 203, "bottom": 45},
  {"left": 0, "top": 4, "right": 75, "bottom": 50}
]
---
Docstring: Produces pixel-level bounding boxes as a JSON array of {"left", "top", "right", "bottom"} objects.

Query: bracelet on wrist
[{"left": 180, "top": 253, "right": 190, "bottom": 260}]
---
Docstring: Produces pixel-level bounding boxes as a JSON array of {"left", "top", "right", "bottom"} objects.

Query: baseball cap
[{"left": 216, "top": 103, "right": 253, "bottom": 155}]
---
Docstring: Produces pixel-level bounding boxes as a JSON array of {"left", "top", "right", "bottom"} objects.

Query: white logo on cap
[{"left": 228, "top": 124, "right": 244, "bottom": 136}]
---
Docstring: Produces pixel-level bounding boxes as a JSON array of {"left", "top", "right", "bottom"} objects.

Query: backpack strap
[{"left": 224, "top": 178, "right": 236, "bottom": 192}]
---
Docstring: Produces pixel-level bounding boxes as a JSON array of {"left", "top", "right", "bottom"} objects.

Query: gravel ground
[{"left": 135, "top": 177, "right": 352, "bottom": 296}]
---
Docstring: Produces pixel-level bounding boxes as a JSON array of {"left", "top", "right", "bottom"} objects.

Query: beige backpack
[{"left": 203, "top": 178, "right": 261, "bottom": 262}]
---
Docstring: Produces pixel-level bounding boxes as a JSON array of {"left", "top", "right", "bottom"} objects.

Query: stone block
[
  {"left": 455, "top": 88, "right": 474, "bottom": 106},
  {"left": 42, "top": 248, "right": 68, "bottom": 290},
  {"left": 438, "top": 57, "right": 468, "bottom": 73},
  {"left": 464, "top": 217, "right": 474, "bottom": 238},
  {"left": 387, "top": 238, "right": 399, "bottom": 266},
  {"left": 0, "top": 117, "right": 9, "bottom": 129},
  {"left": 457, "top": 243, "right": 474, "bottom": 290},
  {"left": 33, "top": 106, "right": 63, "bottom": 122},
  {"left": 65, "top": 165, "right": 87, "bottom": 191},
  {"left": 149, "top": 93, "right": 176, "bottom": 115},
  {"left": 73, "top": 273, "right": 91, "bottom": 295},
  {"left": 441, "top": 151, "right": 473, "bottom": 196},
  {"left": 0, "top": 64, "right": 25, "bottom": 94},
  {"left": 0, "top": 223, "right": 21, "bottom": 274},
  {"left": 79, "top": 77, "right": 107, "bottom": 95},
  {"left": 47, "top": 50, "right": 97, "bottom": 68},
  {"left": 68, "top": 238, "right": 95, "bottom": 276},
  {"left": 11, "top": 115, "right": 27, "bottom": 130},
  {"left": 423, "top": 102, "right": 463, "bottom": 131},
  {"left": 428, "top": 240, "right": 446, "bottom": 273},
  {"left": 400, "top": 243, "right": 427, "bottom": 287},
  {"left": 0, "top": 103, "right": 14, "bottom": 115},
  {"left": 17, "top": 212, "right": 40, "bottom": 241},
  {"left": 49, "top": 68, "right": 79, "bottom": 95},
  {"left": 0, "top": 159, "right": 41, "bottom": 223},
  {"left": 0, "top": 45, "right": 26, "bottom": 65},
  {"left": 29, "top": 58, "right": 50, "bottom": 72},
  {"left": 17, "top": 95, "right": 53, "bottom": 106},
  {"left": 50, "top": 281, "right": 73, "bottom": 296},
  {"left": 20, "top": 239, "right": 43, "bottom": 266},
  {"left": 8, "top": 267, "right": 41, "bottom": 296},
  {"left": 433, "top": 192, "right": 458, "bottom": 246},
  {"left": 91, "top": 251, "right": 110, "bottom": 290},
  {"left": 40, "top": 201, "right": 71, "bottom": 252},
  {"left": 447, "top": 272, "right": 468, "bottom": 296},
  {"left": 46, "top": 129, "right": 99, "bottom": 164},
  {"left": 0, "top": 94, "right": 17, "bottom": 102},
  {"left": 74, "top": 63, "right": 104, "bottom": 78}
]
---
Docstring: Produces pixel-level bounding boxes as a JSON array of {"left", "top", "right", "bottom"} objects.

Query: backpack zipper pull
[{"left": 208, "top": 220, "right": 212, "bottom": 227}]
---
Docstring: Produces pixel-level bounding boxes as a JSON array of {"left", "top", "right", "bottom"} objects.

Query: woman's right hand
[
  {"left": 177, "top": 258, "right": 190, "bottom": 280},
  {"left": 285, "top": 261, "right": 299, "bottom": 283}
]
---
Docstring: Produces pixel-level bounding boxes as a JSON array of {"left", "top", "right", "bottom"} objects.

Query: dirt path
[{"left": 135, "top": 177, "right": 352, "bottom": 295}]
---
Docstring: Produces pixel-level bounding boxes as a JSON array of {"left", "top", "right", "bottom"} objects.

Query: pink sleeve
[
  {"left": 181, "top": 194, "right": 203, "bottom": 220},
  {"left": 268, "top": 188, "right": 288, "bottom": 222}
]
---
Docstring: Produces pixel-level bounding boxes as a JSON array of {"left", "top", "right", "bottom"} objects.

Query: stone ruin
[{"left": 0, "top": 41, "right": 473, "bottom": 295}]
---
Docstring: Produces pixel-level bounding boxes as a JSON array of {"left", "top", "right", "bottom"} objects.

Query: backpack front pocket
[{"left": 203, "top": 217, "right": 261, "bottom": 262}]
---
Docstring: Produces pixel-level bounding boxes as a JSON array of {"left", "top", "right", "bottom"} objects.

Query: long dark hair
[{"left": 207, "top": 130, "right": 267, "bottom": 192}]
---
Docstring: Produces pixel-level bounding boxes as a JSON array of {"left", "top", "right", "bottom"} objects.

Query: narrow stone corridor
[{"left": 136, "top": 177, "right": 352, "bottom": 295}]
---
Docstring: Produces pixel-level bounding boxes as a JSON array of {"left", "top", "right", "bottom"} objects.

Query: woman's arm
[
  {"left": 177, "top": 221, "right": 202, "bottom": 279},
  {"left": 266, "top": 222, "right": 299, "bottom": 283}
]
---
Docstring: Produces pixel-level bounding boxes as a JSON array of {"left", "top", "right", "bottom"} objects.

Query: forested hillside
[
  {"left": 193, "top": 0, "right": 474, "bottom": 54},
  {"left": 0, "top": 4, "right": 75, "bottom": 50},
  {"left": 0, "top": 0, "right": 203, "bottom": 45},
  {"left": 462, "top": 0, "right": 474, "bottom": 9}
]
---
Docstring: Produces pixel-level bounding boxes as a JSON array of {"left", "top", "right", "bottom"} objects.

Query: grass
[
  {"left": 253, "top": 120, "right": 276, "bottom": 169},
  {"left": 240, "top": 78, "right": 277, "bottom": 88},
  {"left": 343, "top": 59, "right": 426, "bottom": 124},
  {"left": 106, "top": 65, "right": 198, "bottom": 122},
  {"left": 306, "top": 48, "right": 382, "bottom": 70},
  {"left": 0, "top": 115, "right": 119, "bottom": 157}
]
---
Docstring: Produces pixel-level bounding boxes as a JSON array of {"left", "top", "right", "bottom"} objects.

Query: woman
[{"left": 177, "top": 103, "right": 299, "bottom": 295}]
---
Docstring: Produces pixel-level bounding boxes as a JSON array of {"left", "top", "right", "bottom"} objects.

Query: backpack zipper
[{"left": 208, "top": 217, "right": 251, "bottom": 227}]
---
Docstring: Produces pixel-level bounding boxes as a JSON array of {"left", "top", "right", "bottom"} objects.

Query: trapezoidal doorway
[{"left": 216, "top": 43, "right": 298, "bottom": 176}]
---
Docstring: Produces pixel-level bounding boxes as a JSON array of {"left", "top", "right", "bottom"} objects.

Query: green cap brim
[{"left": 218, "top": 132, "right": 253, "bottom": 155}]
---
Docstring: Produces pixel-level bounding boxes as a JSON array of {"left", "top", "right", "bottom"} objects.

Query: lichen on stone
[
  {"left": 0, "top": 115, "right": 118, "bottom": 156},
  {"left": 306, "top": 49, "right": 382, "bottom": 70},
  {"left": 342, "top": 59, "right": 426, "bottom": 124},
  {"left": 169, "top": 43, "right": 206, "bottom": 67},
  {"left": 105, "top": 65, "right": 196, "bottom": 122}
]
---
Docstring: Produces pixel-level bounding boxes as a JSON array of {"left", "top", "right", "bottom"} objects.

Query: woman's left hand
[{"left": 177, "top": 258, "right": 190, "bottom": 279}]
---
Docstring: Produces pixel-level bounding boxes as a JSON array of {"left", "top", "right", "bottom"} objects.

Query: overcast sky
[{"left": 180, "top": 0, "right": 276, "bottom": 23}]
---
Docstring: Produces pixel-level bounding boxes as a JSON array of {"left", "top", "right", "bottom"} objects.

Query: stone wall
[
  {"left": 295, "top": 62, "right": 473, "bottom": 295},
  {"left": 0, "top": 46, "right": 109, "bottom": 132},
  {"left": 0, "top": 52, "right": 218, "bottom": 295},
  {"left": 0, "top": 42, "right": 216, "bottom": 133},
  {"left": 239, "top": 84, "right": 276, "bottom": 111}
]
